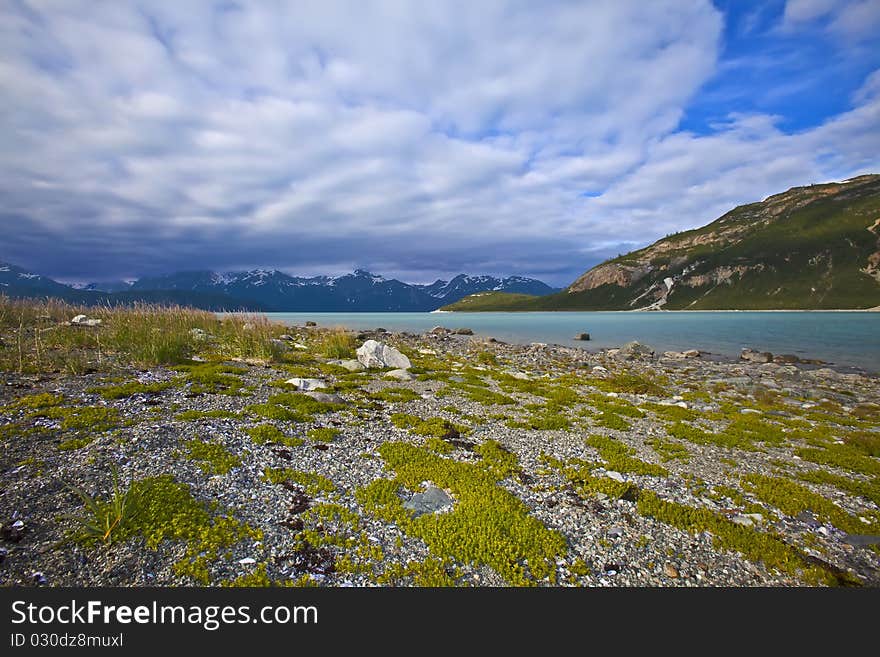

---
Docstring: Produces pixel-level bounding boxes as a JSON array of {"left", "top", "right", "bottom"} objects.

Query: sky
[{"left": 1, "top": 0, "right": 879, "bottom": 287}]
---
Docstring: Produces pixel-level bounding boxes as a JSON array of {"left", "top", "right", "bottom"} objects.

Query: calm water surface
[{"left": 260, "top": 311, "right": 880, "bottom": 373}]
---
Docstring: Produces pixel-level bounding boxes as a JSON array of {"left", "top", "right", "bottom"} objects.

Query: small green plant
[
  {"left": 246, "top": 423, "right": 304, "bottom": 447},
  {"left": 308, "top": 427, "right": 340, "bottom": 443},
  {"left": 65, "top": 471, "right": 136, "bottom": 545},
  {"left": 185, "top": 440, "right": 241, "bottom": 475}
]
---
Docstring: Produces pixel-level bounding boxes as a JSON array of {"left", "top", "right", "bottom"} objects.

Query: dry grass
[{"left": 0, "top": 296, "right": 289, "bottom": 374}]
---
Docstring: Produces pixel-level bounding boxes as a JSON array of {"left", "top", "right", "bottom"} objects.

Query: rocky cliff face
[{"left": 565, "top": 175, "right": 880, "bottom": 310}]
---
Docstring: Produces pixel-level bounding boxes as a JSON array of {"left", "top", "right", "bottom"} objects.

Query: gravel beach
[{"left": 2, "top": 324, "right": 878, "bottom": 587}]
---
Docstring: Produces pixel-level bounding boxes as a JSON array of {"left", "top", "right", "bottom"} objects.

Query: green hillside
[{"left": 443, "top": 174, "right": 880, "bottom": 311}]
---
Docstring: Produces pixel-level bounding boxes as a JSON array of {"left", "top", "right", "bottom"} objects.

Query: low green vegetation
[
  {"left": 307, "top": 427, "right": 340, "bottom": 443},
  {"left": 646, "top": 437, "right": 690, "bottom": 462},
  {"left": 262, "top": 468, "right": 336, "bottom": 496},
  {"left": 172, "top": 363, "right": 246, "bottom": 395},
  {"left": 356, "top": 442, "right": 566, "bottom": 585},
  {"left": 184, "top": 439, "right": 241, "bottom": 475},
  {"left": 390, "top": 413, "right": 468, "bottom": 438},
  {"left": 69, "top": 473, "right": 261, "bottom": 584},
  {"left": 636, "top": 490, "right": 859, "bottom": 585},
  {"left": 585, "top": 435, "right": 668, "bottom": 476},
  {"left": 797, "top": 470, "right": 880, "bottom": 507},
  {"left": 742, "top": 474, "right": 880, "bottom": 534},
  {"left": 246, "top": 423, "right": 304, "bottom": 447}
]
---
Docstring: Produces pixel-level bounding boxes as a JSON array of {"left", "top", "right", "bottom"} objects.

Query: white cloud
[{"left": 0, "top": 1, "right": 876, "bottom": 286}]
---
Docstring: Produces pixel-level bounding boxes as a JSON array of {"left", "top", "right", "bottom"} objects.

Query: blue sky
[{"left": 0, "top": 0, "right": 878, "bottom": 286}]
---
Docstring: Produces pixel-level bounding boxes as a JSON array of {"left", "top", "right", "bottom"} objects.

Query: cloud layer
[{"left": 0, "top": 1, "right": 878, "bottom": 285}]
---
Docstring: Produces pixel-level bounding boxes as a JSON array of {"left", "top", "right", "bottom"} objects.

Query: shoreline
[{"left": 1, "top": 321, "right": 879, "bottom": 588}]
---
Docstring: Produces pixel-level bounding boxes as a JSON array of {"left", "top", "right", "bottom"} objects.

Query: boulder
[
  {"left": 741, "top": 348, "right": 773, "bottom": 364},
  {"left": 384, "top": 369, "right": 414, "bottom": 381},
  {"left": 305, "top": 321, "right": 317, "bottom": 327},
  {"left": 356, "top": 340, "right": 412, "bottom": 369},
  {"left": 614, "top": 341, "right": 654, "bottom": 359},
  {"left": 269, "top": 339, "right": 291, "bottom": 352},
  {"left": 70, "top": 314, "right": 101, "bottom": 327},
  {"left": 429, "top": 326, "right": 449, "bottom": 335},
  {"left": 453, "top": 327, "right": 474, "bottom": 335},
  {"left": 328, "top": 359, "right": 366, "bottom": 372},
  {"left": 663, "top": 349, "right": 701, "bottom": 359},
  {"left": 403, "top": 485, "right": 454, "bottom": 517},
  {"left": 575, "top": 333, "right": 591, "bottom": 341},
  {"left": 284, "top": 377, "right": 328, "bottom": 391}
]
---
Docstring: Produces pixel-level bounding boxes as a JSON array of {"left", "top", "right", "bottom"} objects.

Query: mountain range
[
  {"left": 0, "top": 263, "right": 558, "bottom": 312},
  {"left": 443, "top": 174, "right": 880, "bottom": 311}
]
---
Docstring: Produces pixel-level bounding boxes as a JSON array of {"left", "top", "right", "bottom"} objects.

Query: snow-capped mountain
[{"left": 0, "top": 263, "right": 558, "bottom": 311}]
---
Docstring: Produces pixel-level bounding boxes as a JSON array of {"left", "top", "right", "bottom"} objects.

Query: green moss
[
  {"left": 173, "top": 363, "right": 246, "bottom": 395},
  {"left": 593, "top": 373, "right": 666, "bottom": 396},
  {"left": 246, "top": 423, "right": 304, "bottom": 447},
  {"left": 474, "top": 439, "right": 519, "bottom": 478},
  {"left": 842, "top": 431, "right": 880, "bottom": 458},
  {"left": 425, "top": 436, "right": 453, "bottom": 454},
  {"left": 585, "top": 435, "right": 668, "bottom": 476},
  {"left": 221, "top": 563, "right": 294, "bottom": 587},
  {"left": 642, "top": 402, "right": 699, "bottom": 422},
  {"left": 3, "top": 393, "right": 66, "bottom": 412},
  {"left": 307, "top": 427, "right": 340, "bottom": 443},
  {"left": 797, "top": 470, "right": 880, "bottom": 507},
  {"left": 268, "top": 392, "right": 345, "bottom": 416},
  {"left": 175, "top": 409, "right": 240, "bottom": 422},
  {"left": 375, "top": 557, "right": 457, "bottom": 586},
  {"left": 446, "top": 384, "right": 516, "bottom": 407},
  {"left": 540, "top": 454, "right": 640, "bottom": 501},
  {"left": 636, "top": 490, "right": 859, "bottom": 586},
  {"left": 796, "top": 445, "right": 880, "bottom": 477},
  {"left": 666, "top": 421, "right": 760, "bottom": 451},
  {"left": 184, "top": 439, "right": 241, "bottom": 475},
  {"left": 87, "top": 380, "right": 175, "bottom": 400},
  {"left": 244, "top": 403, "right": 308, "bottom": 422},
  {"left": 595, "top": 411, "right": 631, "bottom": 431},
  {"left": 646, "top": 437, "right": 691, "bottom": 462},
  {"left": 508, "top": 408, "right": 571, "bottom": 430},
  {"left": 742, "top": 474, "right": 879, "bottom": 535},
  {"left": 263, "top": 468, "right": 336, "bottom": 496},
  {"left": 390, "top": 413, "right": 468, "bottom": 438},
  {"left": 72, "top": 474, "right": 260, "bottom": 585},
  {"left": 369, "top": 388, "right": 422, "bottom": 403},
  {"left": 356, "top": 443, "right": 566, "bottom": 586}
]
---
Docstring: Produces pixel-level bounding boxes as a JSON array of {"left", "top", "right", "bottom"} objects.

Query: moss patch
[
  {"left": 246, "top": 423, "right": 304, "bottom": 447},
  {"left": 636, "top": 490, "right": 860, "bottom": 586},
  {"left": 356, "top": 442, "right": 566, "bottom": 585},
  {"left": 263, "top": 468, "right": 336, "bottom": 496},
  {"left": 184, "top": 440, "right": 241, "bottom": 475},
  {"left": 307, "top": 427, "right": 340, "bottom": 443}
]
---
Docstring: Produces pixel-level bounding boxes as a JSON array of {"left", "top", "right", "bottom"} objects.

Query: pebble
[{"left": 664, "top": 563, "right": 680, "bottom": 578}]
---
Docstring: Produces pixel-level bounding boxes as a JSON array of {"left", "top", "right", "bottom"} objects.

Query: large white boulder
[{"left": 356, "top": 340, "right": 412, "bottom": 369}]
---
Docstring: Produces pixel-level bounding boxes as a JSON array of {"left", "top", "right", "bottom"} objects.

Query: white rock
[
  {"left": 285, "top": 377, "right": 328, "bottom": 391},
  {"left": 592, "top": 366, "right": 608, "bottom": 374},
  {"left": 417, "top": 348, "right": 437, "bottom": 355},
  {"left": 70, "top": 314, "right": 101, "bottom": 327},
  {"left": 329, "top": 359, "right": 366, "bottom": 372},
  {"left": 293, "top": 343, "right": 308, "bottom": 350},
  {"left": 731, "top": 515, "right": 754, "bottom": 527},
  {"left": 356, "top": 340, "right": 412, "bottom": 369},
  {"left": 238, "top": 557, "right": 256, "bottom": 565},
  {"left": 384, "top": 369, "right": 414, "bottom": 381},
  {"left": 510, "top": 372, "right": 530, "bottom": 380},
  {"left": 605, "top": 471, "right": 625, "bottom": 483}
]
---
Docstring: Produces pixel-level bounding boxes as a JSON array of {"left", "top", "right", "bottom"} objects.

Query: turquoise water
[{"left": 262, "top": 311, "right": 880, "bottom": 373}]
